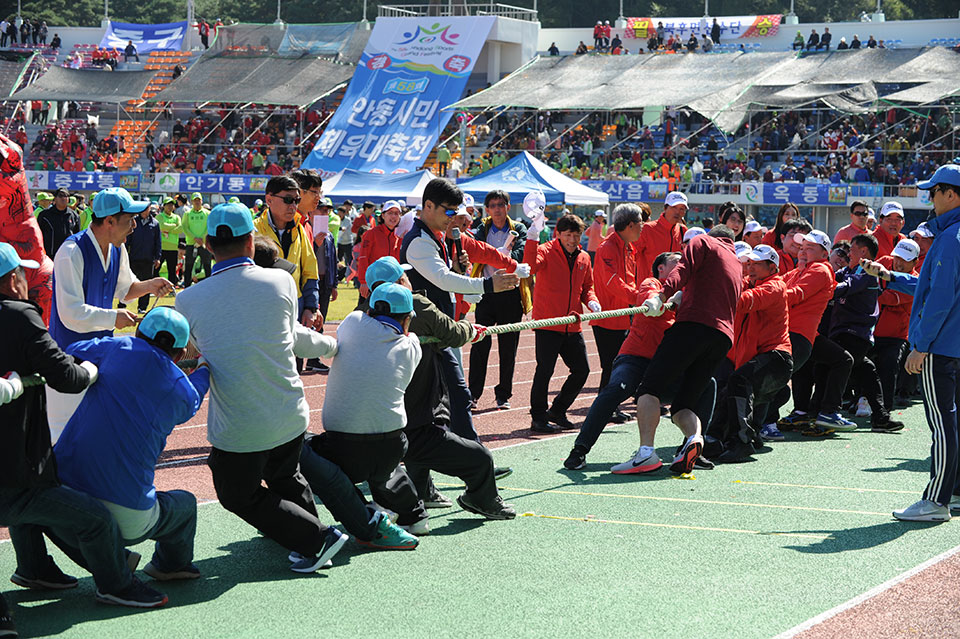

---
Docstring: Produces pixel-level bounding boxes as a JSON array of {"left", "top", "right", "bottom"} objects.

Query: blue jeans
[
  {"left": 124, "top": 490, "right": 197, "bottom": 573},
  {"left": 1, "top": 484, "right": 130, "bottom": 593},
  {"left": 299, "top": 439, "right": 380, "bottom": 541},
  {"left": 574, "top": 354, "right": 716, "bottom": 453}
]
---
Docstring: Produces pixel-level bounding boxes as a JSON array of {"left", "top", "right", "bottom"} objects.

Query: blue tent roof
[{"left": 456, "top": 152, "right": 608, "bottom": 206}]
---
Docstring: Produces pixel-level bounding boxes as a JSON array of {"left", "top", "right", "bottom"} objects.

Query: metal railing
[{"left": 378, "top": 3, "right": 537, "bottom": 21}]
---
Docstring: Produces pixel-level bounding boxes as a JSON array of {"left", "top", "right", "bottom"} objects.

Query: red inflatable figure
[{"left": 0, "top": 132, "right": 54, "bottom": 323}]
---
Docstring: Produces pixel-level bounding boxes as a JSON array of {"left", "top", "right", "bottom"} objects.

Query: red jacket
[
  {"left": 633, "top": 215, "right": 686, "bottom": 285},
  {"left": 591, "top": 232, "right": 639, "bottom": 330},
  {"left": 661, "top": 234, "right": 742, "bottom": 343},
  {"left": 872, "top": 228, "right": 906, "bottom": 259},
  {"left": 357, "top": 222, "right": 401, "bottom": 286},
  {"left": 782, "top": 259, "right": 835, "bottom": 345},
  {"left": 524, "top": 238, "right": 598, "bottom": 333},
  {"left": 454, "top": 234, "right": 518, "bottom": 319},
  {"left": 776, "top": 248, "right": 796, "bottom": 275},
  {"left": 833, "top": 223, "right": 868, "bottom": 245},
  {"left": 352, "top": 212, "right": 375, "bottom": 235},
  {"left": 875, "top": 254, "right": 915, "bottom": 340},
  {"left": 620, "top": 278, "right": 674, "bottom": 360},
  {"left": 733, "top": 272, "right": 791, "bottom": 369}
]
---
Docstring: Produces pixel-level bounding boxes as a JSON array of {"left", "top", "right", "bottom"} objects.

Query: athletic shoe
[
  {"left": 422, "top": 492, "right": 453, "bottom": 509},
  {"left": 95, "top": 577, "right": 168, "bottom": 608},
  {"left": 546, "top": 411, "right": 577, "bottom": 430},
  {"left": 531, "top": 419, "right": 560, "bottom": 434},
  {"left": 611, "top": 447, "right": 662, "bottom": 474},
  {"left": 290, "top": 528, "right": 349, "bottom": 573},
  {"left": 370, "top": 502, "right": 399, "bottom": 523},
  {"left": 142, "top": 562, "right": 201, "bottom": 581},
  {"left": 563, "top": 445, "right": 588, "bottom": 470},
  {"left": 304, "top": 359, "right": 329, "bottom": 373},
  {"left": 10, "top": 565, "right": 78, "bottom": 590},
  {"left": 288, "top": 551, "right": 331, "bottom": 569},
  {"left": 468, "top": 399, "right": 479, "bottom": 412},
  {"left": 759, "top": 423, "right": 785, "bottom": 442},
  {"left": 815, "top": 412, "right": 858, "bottom": 432},
  {"left": 401, "top": 518, "right": 431, "bottom": 535},
  {"left": 357, "top": 514, "right": 419, "bottom": 551},
  {"left": 0, "top": 611, "right": 15, "bottom": 639},
  {"left": 893, "top": 499, "right": 951, "bottom": 522},
  {"left": 669, "top": 435, "right": 703, "bottom": 474},
  {"left": 457, "top": 494, "right": 516, "bottom": 520},
  {"left": 872, "top": 418, "right": 905, "bottom": 433},
  {"left": 949, "top": 495, "right": 960, "bottom": 513},
  {"left": 693, "top": 455, "right": 715, "bottom": 470},
  {"left": 855, "top": 397, "right": 872, "bottom": 417},
  {"left": 777, "top": 411, "right": 812, "bottom": 431},
  {"left": 801, "top": 424, "right": 836, "bottom": 437},
  {"left": 497, "top": 400, "right": 511, "bottom": 410},
  {"left": 608, "top": 410, "right": 630, "bottom": 424},
  {"left": 494, "top": 466, "right": 513, "bottom": 481}
]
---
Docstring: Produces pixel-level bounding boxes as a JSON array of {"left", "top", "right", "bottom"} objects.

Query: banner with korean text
[
  {"left": 100, "top": 21, "right": 188, "bottom": 54},
  {"left": 25, "top": 171, "right": 141, "bottom": 193},
  {"left": 624, "top": 15, "right": 781, "bottom": 41},
  {"left": 302, "top": 16, "right": 495, "bottom": 176}
]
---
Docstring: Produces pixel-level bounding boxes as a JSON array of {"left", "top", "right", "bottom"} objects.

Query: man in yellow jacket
[{"left": 254, "top": 175, "right": 320, "bottom": 329}]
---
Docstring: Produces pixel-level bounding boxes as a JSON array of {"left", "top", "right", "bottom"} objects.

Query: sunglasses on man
[{"left": 271, "top": 195, "right": 301, "bottom": 206}]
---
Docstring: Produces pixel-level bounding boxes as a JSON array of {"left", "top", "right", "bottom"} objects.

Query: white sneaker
[
  {"left": 893, "top": 499, "right": 951, "bottom": 522},
  {"left": 401, "top": 518, "right": 431, "bottom": 535},
  {"left": 855, "top": 397, "right": 872, "bottom": 418},
  {"left": 610, "top": 447, "right": 662, "bottom": 475}
]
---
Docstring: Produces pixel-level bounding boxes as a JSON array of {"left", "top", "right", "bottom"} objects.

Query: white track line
[{"left": 773, "top": 542, "right": 960, "bottom": 639}]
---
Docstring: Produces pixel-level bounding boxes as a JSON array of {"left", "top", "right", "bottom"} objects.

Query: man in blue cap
[
  {"left": 863, "top": 164, "right": 960, "bottom": 522},
  {"left": 175, "top": 202, "right": 347, "bottom": 573},
  {"left": 53, "top": 306, "right": 210, "bottom": 586}
]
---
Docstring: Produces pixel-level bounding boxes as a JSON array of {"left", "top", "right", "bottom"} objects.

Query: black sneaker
[
  {"left": 496, "top": 399, "right": 511, "bottom": 410},
  {"left": 304, "top": 359, "right": 329, "bottom": 373},
  {"left": 493, "top": 466, "right": 513, "bottom": 481},
  {"left": 457, "top": 494, "right": 517, "bottom": 520},
  {"left": 96, "top": 577, "right": 168, "bottom": 608},
  {"left": 607, "top": 410, "right": 630, "bottom": 424},
  {"left": 563, "top": 446, "right": 587, "bottom": 470},
  {"left": 872, "top": 418, "right": 905, "bottom": 433},
  {"left": 531, "top": 419, "right": 560, "bottom": 434},
  {"left": 0, "top": 610, "right": 16, "bottom": 639},
  {"left": 422, "top": 492, "right": 454, "bottom": 508},
  {"left": 693, "top": 455, "right": 715, "bottom": 470},
  {"left": 11, "top": 560, "right": 78, "bottom": 590},
  {"left": 142, "top": 562, "right": 201, "bottom": 581},
  {"left": 546, "top": 411, "right": 577, "bottom": 430}
]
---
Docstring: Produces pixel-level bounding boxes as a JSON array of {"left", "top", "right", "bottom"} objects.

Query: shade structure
[
  {"left": 10, "top": 66, "right": 156, "bottom": 103},
  {"left": 456, "top": 152, "right": 609, "bottom": 206},
  {"left": 324, "top": 169, "right": 439, "bottom": 206}
]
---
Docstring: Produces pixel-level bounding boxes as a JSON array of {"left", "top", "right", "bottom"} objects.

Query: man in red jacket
[
  {"left": 872, "top": 201, "right": 906, "bottom": 259},
  {"left": 705, "top": 245, "right": 793, "bottom": 463},
  {"left": 591, "top": 204, "right": 643, "bottom": 423},
  {"left": 633, "top": 191, "right": 687, "bottom": 285},
  {"left": 833, "top": 200, "right": 870, "bottom": 245},
  {"left": 351, "top": 201, "right": 376, "bottom": 235},
  {"left": 524, "top": 212, "right": 600, "bottom": 433},
  {"left": 619, "top": 225, "right": 742, "bottom": 474},
  {"left": 358, "top": 200, "right": 402, "bottom": 298}
]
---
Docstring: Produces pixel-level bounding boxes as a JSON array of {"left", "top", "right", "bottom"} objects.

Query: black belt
[{"left": 323, "top": 429, "right": 405, "bottom": 442}]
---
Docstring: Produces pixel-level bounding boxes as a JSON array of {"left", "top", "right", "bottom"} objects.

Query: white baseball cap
[
  {"left": 797, "top": 230, "right": 831, "bottom": 253},
  {"left": 664, "top": 191, "right": 688, "bottom": 208},
  {"left": 879, "top": 201, "right": 904, "bottom": 218},
  {"left": 744, "top": 220, "right": 762, "bottom": 233},
  {"left": 462, "top": 193, "right": 475, "bottom": 209},
  {"left": 891, "top": 238, "right": 920, "bottom": 262},
  {"left": 523, "top": 190, "right": 546, "bottom": 217},
  {"left": 734, "top": 240, "right": 753, "bottom": 262},
  {"left": 594, "top": 210, "right": 605, "bottom": 218},
  {"left": 909, "top": 222, "right": 934, "bottom": 238},
  {"left": 683, "top": 227, "right": 706, "bottom": 242},
  {"left": 867, "top": 207, "right": 877, "bottom": 221},
  {"left": 747, "top": 244, "right": 780, "bottom": 267},
  {"left": 381, "top": 200, "right": 403, "bottom": 214}
]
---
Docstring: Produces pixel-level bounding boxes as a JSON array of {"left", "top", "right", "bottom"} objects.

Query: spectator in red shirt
[
  {"left": 351, "top": 201, "right": 376, "bottom": 235},
  {"left": 358, "top": 200, "right": 402, "bottom": 299},
  {"left": 872, "top": 201, "right": 907, "bottom": 258},
  {"left": 908, "top": 222, "right": 933, "bottom": 272},
  {"left": 743, "top": 220, "right": 764, "bottom": 248},
  {"left": 776, "top": 218, "right": 812, "bottom": 274},
  {"left": 833, "top": 199, "right": 870, "bottom": 245},
  {"left": 633, "top": 191, "right": 688, "bottom": 283},
  {"left": 761, "top": 202, "right": 799, "bottom": 248}
]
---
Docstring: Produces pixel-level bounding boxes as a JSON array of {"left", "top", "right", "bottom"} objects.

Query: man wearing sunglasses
[
  {"left": 254, "top": 175, "right": 320, "bottom": 335},
  {"left": 833, "top": 199, "right": 870, "bottom": 245}
]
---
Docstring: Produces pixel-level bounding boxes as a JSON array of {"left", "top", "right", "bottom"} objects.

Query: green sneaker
[{"left": 357, "top": 513, "right": 419, "bottom": 551}]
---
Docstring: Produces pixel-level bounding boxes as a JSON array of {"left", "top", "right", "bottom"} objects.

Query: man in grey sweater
[{"left": 175, "top": 203, "right": 347, "bottom": 574}]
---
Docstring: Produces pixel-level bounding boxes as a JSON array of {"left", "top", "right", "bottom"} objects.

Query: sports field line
[
  {"left": 516, "top": 512, "right": 831, "bottom": 540},
  {"left": 732, "top": 480, "right": 917, "bottom": 495},
  {"left": 773, "top": 542, "right": 960, "bottom": 638}
]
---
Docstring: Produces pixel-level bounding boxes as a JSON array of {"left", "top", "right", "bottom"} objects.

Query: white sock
[{"left": 638, "top": 445, "right": 654, "bottom": 458}]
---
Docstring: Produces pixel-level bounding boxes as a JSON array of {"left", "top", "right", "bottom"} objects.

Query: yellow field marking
[{"left": 732, "top": 480, "right": 916, "bottom": 495}]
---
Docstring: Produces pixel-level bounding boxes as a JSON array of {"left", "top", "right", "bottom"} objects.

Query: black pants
[
  {"left": 764, "top": 332, "right": 813, "bottom": 424},
  {"left": 183, "top": 245, "right": 211, "bottom": 287},
  {"left": 792, "top": 334, "right": 853, "bottom": 415},
  {"left": 591, "top": 325, "right": 627, "bottom": 390},
  {"left": 129, "top": 259, "right": 156, "bottom": 312},
  {"left": 207, "top": 434, "right": 328, "bottom": 556},
  {"left": 530, "top": 330, "right": 589, "bottom": 420},
  {"left": 403, "top": 424, "right": 499, "bottom": 508},
  {"left": 469, "top": 288, "right": 523, "bottom": 403},
  {"left": 161, "top": 249, "right": 179, "bottom": 286},
  {"left": 871, "top": 337, "right": 908, "bottom": 411},
  {"left": 833, "top": 332, "right": 887, "bottom": 423},
  {"left": 338, "top": 241, "right": 353, "bottom": 266}
]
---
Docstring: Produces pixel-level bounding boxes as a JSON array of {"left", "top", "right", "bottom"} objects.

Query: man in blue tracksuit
[{"left": 864, "top": 164, "right": 960, "bottom": 522}]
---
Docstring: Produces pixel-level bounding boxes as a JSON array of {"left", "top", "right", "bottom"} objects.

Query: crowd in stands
[
  {"left": 26, "top": 119, "right": 123, "bottom": 172},
  {"left": 0, "top": 17, "right": 48, "bottom": 48}
]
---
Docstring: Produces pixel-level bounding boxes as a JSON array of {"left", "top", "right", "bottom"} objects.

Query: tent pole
[{"left": 746, "top": 105, "right": 751, "bottom": 169}]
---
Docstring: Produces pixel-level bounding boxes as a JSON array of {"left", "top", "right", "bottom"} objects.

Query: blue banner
[
  {"left": 303, "top": 16, "right": 495, "bottom": 176},
  {"left": 581, "top": 180, "right": 671, "bottom": 202},
  {"left": 144, "top": 173, "right": 271, "bottom": 195},
  {"left": 25, "top": 171, "right": 141, "bottom": 192},
  {"left": 762, "top": 183, "right": 848, "bottom": 206},
  {"left": 100, "top": 21, "right": 187, "bottom": 53}
]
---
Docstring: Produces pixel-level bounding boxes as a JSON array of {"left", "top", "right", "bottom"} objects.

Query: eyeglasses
[
  {"left": 851, "top": 210, "right": 868, "bottom": 217},
  {"left": 271, "top": 195, "right": 301, "bottom": 206},
  {"left": 306, "top": 189, "right": 322, "bottom": 197},
  {"left": 930, "top": 186, "right": 945, "bottom": 197}
]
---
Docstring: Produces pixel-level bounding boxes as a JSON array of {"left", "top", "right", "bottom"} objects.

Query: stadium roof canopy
[
  {"left": 10, "top": 66, "right": 157, "bottom": 103},
  {"left": 451, "top": 47, "right": 960, "bottom": 133},
  {"left": 0, "top": 52, "right": 34, "bottom": 98}
]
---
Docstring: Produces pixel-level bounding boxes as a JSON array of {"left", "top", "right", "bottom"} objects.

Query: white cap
[
  {"left": 891, "top": 238, "right": 921, "bottom": 262},
  {"left": 683, "top": 227, "right": 706, "bottom": 242},
  {"left": 867, "top": 207, "right": 877, "bottom": 221},
  {"left": 798, "top": 230, "right": 831, "bottom": 253},
  {"left": 454, "top": 204, "right": 471, "bottom": 218},
  {"left": 747, "top": 244, "right": 780, "bottom": 268},
  {"left": 594, "top": 210, "right": 605, "bottom": 218},
  {"left": 910, "top": 222, "right": 934, "bottom": 238},
  {"left": 462, "top": 193, "right": 475, "bottom": 209},
  {"left": 664, "top": 191, "right": 688, "bottom": 208},
  {"left": 744, "top": 220, "right": 762, "bottom": 234},
  {"left": 879, "top": 201, "right": 904, "bottom": 218},
  {"left": 523, "top": 190, "right": 546, "bottom": 217},
  {"left": 734, "top": 241, "right": 753, "bottom": 261},
  {"left": 381, "top": 199, "right": 403, "bottom": 214}
]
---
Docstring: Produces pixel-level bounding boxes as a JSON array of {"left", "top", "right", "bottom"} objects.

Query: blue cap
[
  {"left": 138, "top": 307, "right": 191, "bottom": 349},
  {"left": 917, "top": 164, "right": 960, "bottom": 190},
  {"left": 207, "top": 202, "right": 255, "bottom": 238},
  {"left": 369, "top": 282, "right": 414, "bottom": 315},
  {"left": 92, "top": 187, "right": 150, "bottom": 218},
  {"left": 0, "top": 242, "right": 40, "bottom": 278},
  {"left": 365, "top": 256, "right": 412, "bottom": 288}
]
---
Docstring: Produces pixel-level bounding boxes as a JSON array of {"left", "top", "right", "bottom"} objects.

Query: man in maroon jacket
[{"left": 617, "top": 225, "right": 743, "bottom": 474}]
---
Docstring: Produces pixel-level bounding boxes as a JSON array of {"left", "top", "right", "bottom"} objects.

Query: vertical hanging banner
[
  {"left": 303, "top": 16, "right": 495, "bottom": 176},
  {"left": 100, "top": 21, "right": 188, "bottom": 53}
]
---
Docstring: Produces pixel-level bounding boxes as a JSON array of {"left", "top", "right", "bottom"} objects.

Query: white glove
[
  {"left": 463, "top": 293, "right": 483, "bottom": 304},
  {"left": 79, "top": 360, "right": 99, "bottom": 385},
  {"left": 0, "top": 372, "right": 24, "bottom": 404},
  {"left": 514, "top": 263, "right": 531, "bottom": 278},
  {"left": 526, "top": 222, "right": 543, "bottom": 241},
  {"left": 587, "top": 300, "right": 601, "bottom": 313},
  {"left": 667, "top": 290, "right": 682, "bottom": 308},
  {"left": 639, "top": 295, "right": 664, "bottom": 317}
]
